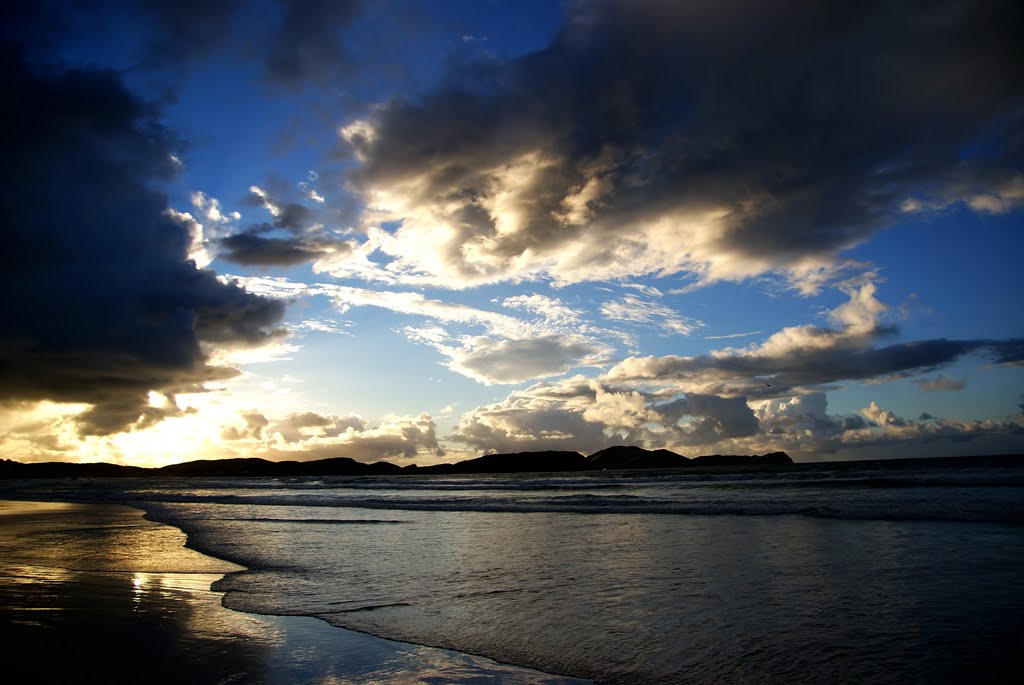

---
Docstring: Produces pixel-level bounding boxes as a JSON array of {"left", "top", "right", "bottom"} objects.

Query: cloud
[
  {"left": 221, "top": 410, "right": 270, "bottom": 441},
  {"left": 227, "top": 276, "right": 617, "bottom": 385},
  {"left": 446, "top": 335, "right": 611, "bottom": 385},
  {"left": 439, "top": 283, "right": 1024, "bottom": 457},
  {"left": 607, "top": 284, "right": 1023, "bottom": 399},
  {"left": 451, "top": 375, "right": 1024, "bottom": 459},
  {"left": 0, "top": 42, "right": 285, "bottom": 434},
  {"left": 207, "top": 183, "right": 355, "bottom": 267},
  {"left": 501, "top": 294, "right": 580, "bottom": 324},
  {"left": 164, "top": 192, "right": 244, "bottom": 268},
  {"left": 326, "top": 286, "right": 613, "bottom": 384},
  {"left": 861, "top": 401, "right": 910, "bottom": 428},
  {"left": 750, "top": 394, "right": 1024, "bottom": 456},
  {"left": 260, "top": 0, "right": 361, "bottom": 86},
  {"left": 221, "top": 409, "right": 441, "bottom": 461},
  {"left": 600, "top": 294, "right": 702, "bottom": 336},
  {"left": 915, "top": 375, "right": 967, "bottom": 393},
  {"left": 841, "top": 403, "right": 1024, "bottom": 450},
  {"left": 655, "top": 394, "right": 760, "bottom": 443},
  {"left": 451, "top": 378, "right": 615, "bottom": 454},
  {"left": 451, "top": 376, "right": 765, "bottom": 455},
  {"left": 9, "top": 0, "right": 364, "bottom": 87},
  {"left": 705, "top": 331, "right": 763, "bottom": 340},
  {"left": 244, "top": 185, "right": 315, "bottom": 230},
  {"left": 337, "top": 0, "right": 1023, "bottom": 291},
  {"left": 901, "top": 175, "right": 1024, "bottom": 216},
  {"left": 267, "top": 411, "right": 366, "bottom": 443},
  {"left": 754, "top": 393, "right": 840, "bottom": 446},
  {"left": 329, "top": 285, "right": 524, "bottom": 333},
  {"left": 219, "top": 229, "right": 338, "bottom": 266}
]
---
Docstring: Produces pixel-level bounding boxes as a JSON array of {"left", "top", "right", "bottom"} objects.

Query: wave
[
  {"left": 2, "top": 464, "right": 1021, "bottom": 525},
  {"left": 126, "top": 490, "right": 1024, "bottom": 524}
]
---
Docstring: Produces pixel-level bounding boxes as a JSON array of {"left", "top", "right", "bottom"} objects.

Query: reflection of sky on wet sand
[
  {"left": 0, "top": 500, "right": 587, "bottom": 684},
  {"left": 0, "top": 500, "right": 242, "bottom": 573}
]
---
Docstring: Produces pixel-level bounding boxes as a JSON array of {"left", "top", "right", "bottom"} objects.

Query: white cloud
[
  {"left": 292, "top": 318, "right": 353, "bottom": 335},
  {"left": 589, "top": 282, "right": 1022, "bottom": 446},
  {"left": 192, "top": 191, "right": 240, "bottom": 224},
  {"left": 902, "top": 175, "right": 1024, "bottom": 216},
  {"left": 446, "top": 335, "right": 612, "bottom": 385},
  {"left": 581, "top": 385, "right": 655, "bottom": 431},
  {"left": 705, "top": 331, "right": 763, "bottom": 340},
  {"left": 501, "top": 293, "right": 581, "bottom": 324},
  {"left": 165, "top": 208, "right": 211, "bottom": 267},
  {"left": 450, "top": 373, "right": 1024, "bottom": 460},
  {"left": 600, "top": 294, "right": 703, "bottom": 336},
  {"left": 861, "top": 401, "right": 908, "bottom": 427},
  {"left": 329, "top": 285, "right": 524, "bottom": 335},
  {"left": 840, "top": 403, "right": 1024, "bottom": 451},
  {"left": 166, "top": 192, "right": 242, "bottom": 268},
  {"left": 248, "top": 185, "right": 280, "bottom": 218},
  {"left": 222, "top": 409, "right": 442, "bottom": 461},
  {"left": 223, "top": 276, "right": 618, "bottom": 385}
]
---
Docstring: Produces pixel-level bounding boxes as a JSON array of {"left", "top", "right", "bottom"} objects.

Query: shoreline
[{"left": 0, "top": 499, "right": 590, "bottom": 684}]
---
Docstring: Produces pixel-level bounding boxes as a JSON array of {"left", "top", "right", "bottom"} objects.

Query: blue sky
[{"left": 1, "top": 0, "right": 1022, "bottom": 466}]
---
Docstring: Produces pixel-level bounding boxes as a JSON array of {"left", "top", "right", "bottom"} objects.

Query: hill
[
  {"left": 416, "top": 450, "right": 591, "bottom": 474},
  {"left": 690, "top": 452, "right": 794, "bottom": 466},
  {"left": 587, "top": 445, "right": 690, "bottom": 469},
  {"left": 0, "top": 448, "right": 793, "bottom": 478}
]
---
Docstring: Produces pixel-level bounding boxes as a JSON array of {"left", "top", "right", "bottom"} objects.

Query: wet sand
[{"left": 0, "top": 500, "right": 588, "bottom": 684}]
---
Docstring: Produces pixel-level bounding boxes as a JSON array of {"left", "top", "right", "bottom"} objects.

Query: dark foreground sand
[{"left": 0, "top": 500, "right": 588, "bottom": 684}]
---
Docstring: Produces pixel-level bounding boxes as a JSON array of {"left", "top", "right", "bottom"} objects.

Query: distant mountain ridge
[{"left": 0, "top": 446, "right": 793, "bottom": 479}]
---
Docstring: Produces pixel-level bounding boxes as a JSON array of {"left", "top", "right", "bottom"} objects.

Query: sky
[{"left": 1, "top": 0, "right": 1022, "bottom": 467}]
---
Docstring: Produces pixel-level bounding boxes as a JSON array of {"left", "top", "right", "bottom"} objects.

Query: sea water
[{"left": 4, "top": 456, "right": 1023, "bottom": 683}]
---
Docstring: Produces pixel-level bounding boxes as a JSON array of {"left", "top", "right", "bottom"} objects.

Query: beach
[
  {"left": 0, "top": 500, "right": 588, "bottom": 684},
  {"left": 2, "top": 458, "right": 1022, "bottom": 683}
]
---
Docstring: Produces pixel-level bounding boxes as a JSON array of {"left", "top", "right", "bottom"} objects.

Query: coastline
[{"left": 0, "top": 499, "right": 590, "bottom": 684}]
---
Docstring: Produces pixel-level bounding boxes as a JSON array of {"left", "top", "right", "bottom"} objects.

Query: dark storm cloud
[
  {"left": 225, "top": 186, "right": 353, "bottom": 266},
  {"left": 914, "top": 375, "right": 967, "bottom": 393},
  {"left": 610, "top": 338, "right": 1024, "bottom": 399},
  {"left": 347, "top": 0, "right": 1024, "bottom": 285},
  {"left": 131, "top": 0, "right": 362, "bottom": 86},
  {"left": 2, "top": 0, "right": 362, "bottom": 86},
  {"left": 272, "top": 202, "right": 314, "bottom": 232},
  {"left": 219, "top": 228, "right": 331, "bottom": 266},
  {"left": 0, "top": 43, "right": 285, "bottom": 434},
  {"left": 124, "top": 0, "right": 245, "bottom": 66},
  {"left": 262, "top": 0, "right": 361, "bottom": 86}
]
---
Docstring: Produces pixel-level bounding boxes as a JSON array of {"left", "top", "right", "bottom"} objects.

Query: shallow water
[
  {"left": 0, "top": 501, "right": 589, "bottom": 684},
  {"left": 145, "top": 503, "right": 1023, "bottom": 684},
  {"left": 5, "top": 457, "right": 1024, "bottom": 683}
]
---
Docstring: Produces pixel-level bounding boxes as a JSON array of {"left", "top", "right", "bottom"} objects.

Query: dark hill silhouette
[
  {"left": 587, "top": 445, "right": 690, "bottom": 469},
  {"left": 0, "top": 456, "right": 401, "bottom": 479},
  {"left": 0, "top": 459, "right": 147, "bottom": 479},
  {"left": 691, "top": 452, "right": 793, "bottom": 466},
  {"left": 158, "top": 457, "right": 402, "bottom": 477},
  {"left": 417, "top": 450, "right": 591, "bottom": 474},
  {"left": 1, "top": 448, "right": 793, "bottom": 478}
]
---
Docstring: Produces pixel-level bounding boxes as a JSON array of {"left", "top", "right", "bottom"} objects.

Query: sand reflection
[{"left": 0, "top": 499, "right": 589, "bottom": 684}]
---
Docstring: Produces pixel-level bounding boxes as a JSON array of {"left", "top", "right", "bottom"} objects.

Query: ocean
[{"left": 4, "top": 456, "right": 1023, "bottom": 684}]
